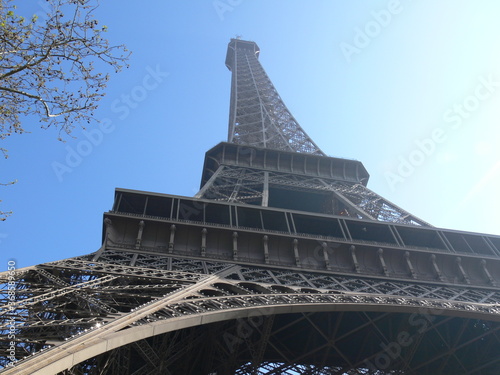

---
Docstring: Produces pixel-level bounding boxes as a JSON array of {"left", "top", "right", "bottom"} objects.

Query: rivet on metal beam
[
  {"left": 455, "top": 257, "right": 470, "bottom": 285},
  {"left": 168, "top": 224, "right": 176, "bottom": 253},
  {"left": 481, "top": 259, "right": 496, "bottom": 286},
  {"left": 135, "top": 220, "right": 145, "bottom": 249},
  {"left": 350, "top": 245, "right": 359, "bottom": 273},
  {"left": 322, "top": 242, "right": 331, "bottom": 270},
  {"left": 430, "top": 254, "right": 446, "bottom": 282},
  {"left": 377, "top": 248, "right": 389, "bottom": 276},
  {"left": 201, "top": 228, "right": 207, "bottom": 257},
  {"left": 263, "top": 235, "right": 269, "bottom": 264},
  {"left": 404, "top": 251, "right": 417, "bottom": 279},
  {"left": 293, "top": 239, "right": 300, "bottom": 267},
  {"left": 233, "top": 232, "right": 239, "bottom": 260}
]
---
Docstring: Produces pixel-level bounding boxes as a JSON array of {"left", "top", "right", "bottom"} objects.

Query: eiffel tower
[{"left": 2, "top": 39, "right": 500, "bottom": 375}]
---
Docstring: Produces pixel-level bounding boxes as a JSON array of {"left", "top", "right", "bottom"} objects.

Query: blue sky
[{"left": 2, "top": 0, "right": 500, "bottom": 269}]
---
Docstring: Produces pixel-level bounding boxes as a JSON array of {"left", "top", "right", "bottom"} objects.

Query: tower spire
[
  {"left": 197, "top": 39, "right": 430, "bottom": 226},
  {"left": 225, "top": 39, "right": 325, "bottom": 156}
]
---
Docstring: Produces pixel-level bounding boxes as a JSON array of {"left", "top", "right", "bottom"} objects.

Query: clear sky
[{"left": 2, "top": 0, "right": 500, "bottom": 269}]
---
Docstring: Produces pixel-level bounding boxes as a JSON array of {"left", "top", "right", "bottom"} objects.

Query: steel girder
[
  {"left": 1, "top": 249, "right": 500, "bottom": 374},
  {"left": 196, "top": 164, "right": 430, "bottom": 226}
]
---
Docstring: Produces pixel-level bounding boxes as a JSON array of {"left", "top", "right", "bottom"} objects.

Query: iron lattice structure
[
  {"left": 226, "top": 39, "right": 324, "bottom": 155},
  {"left": 1, "top": 39, "right": 500, "bottom": 375}
]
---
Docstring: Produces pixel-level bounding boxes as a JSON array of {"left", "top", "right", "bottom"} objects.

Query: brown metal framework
[
  {"left": 197, "top": 142, "right": 431, "bottom": 226},
  {"left": 1, "top": 39, "right": 499, "bottom": 374}
]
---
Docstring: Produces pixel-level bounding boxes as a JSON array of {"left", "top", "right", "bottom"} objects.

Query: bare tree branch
[
  {"left": 0, "top": 180, "right": 16, "bottom": 221},
  {"left": 0, "top": 0, "right": 130, "bottom": 149},
  {"left": 0, "top": 0, "right": 130, "bottom": 220}
]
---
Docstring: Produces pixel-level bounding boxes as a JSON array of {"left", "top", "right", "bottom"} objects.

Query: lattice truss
[
  {"left": 228, "top": 303, "right": 500, "bottom": 375},
  {"left": 0, "top": 252, "right": 228, "bottom": 367},
  {"left": 1, "top": 250, "right": 499, "bottom": 374},
  {"left": 63, "top": 312, "right": 500, "bottom": 375},
  {"left": 198, "top": 165, "right": 430, "bottom": 226},
  {"left": 227, "top": 42, "right": 324, "bottom": 155},
  {"left": 198, "top": 166, "right": 267, "bottom": 205}
]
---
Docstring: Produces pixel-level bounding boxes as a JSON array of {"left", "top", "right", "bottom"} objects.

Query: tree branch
[{"left": 0, "top": 85, "right": 92, "bottom": 118}]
